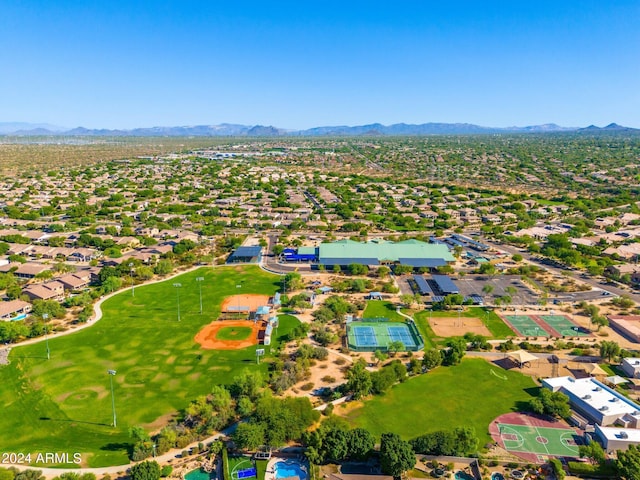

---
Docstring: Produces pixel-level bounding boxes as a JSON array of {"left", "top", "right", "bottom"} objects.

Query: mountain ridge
[{"left": 1, "top": 121, "right": 638, "bottom": 137}]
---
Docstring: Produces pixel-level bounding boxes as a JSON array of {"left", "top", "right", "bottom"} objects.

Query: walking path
[
  {"left": 4, "top": 423, "right": 238, "bottom": 478},
  {"left": 3, "top": 264, "right": 207, "bottom": 351}
]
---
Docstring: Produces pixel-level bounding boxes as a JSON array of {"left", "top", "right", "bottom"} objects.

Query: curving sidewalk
[
  {"left": 5, "top": 264, "right": 210, "bottom": 350},
  {"left": 4, "top": 424, "right": 238, "bottom": 478}
]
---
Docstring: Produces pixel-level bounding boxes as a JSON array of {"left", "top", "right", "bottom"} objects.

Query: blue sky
[{"left": 1, "top": 1, "right": 638, "bottom": 129}]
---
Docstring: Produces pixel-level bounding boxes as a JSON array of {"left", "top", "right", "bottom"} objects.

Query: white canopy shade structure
[
  {"left": 606, "top": 375, "right": 629, "bottom": 386},
  {"left": 582, "top": 363, "right": 608, "bottom": 377},
  {"left": 507, "top": 349, "right": 538, "bottom": 368}
]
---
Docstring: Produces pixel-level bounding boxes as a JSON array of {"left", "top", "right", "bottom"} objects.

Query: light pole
[
  {"left": 129, "top": 263, "right": 135, "bottom": 297},
  {"left": 196, "top": 277, "right": 204, "bottom": 314},
  {"left": 107, "top": 369, "right": 117, "bottom": 427},
  {"left": 173, "top": 283, "right": 182, "bottom": 321},
  {"left": 42, "top": 313, "right": 50, "bottom": 360},
  {"left": 236, "top": 283, "right": 242, "bottom": 318}
]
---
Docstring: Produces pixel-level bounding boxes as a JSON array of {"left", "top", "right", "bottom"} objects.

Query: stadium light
[
  {"left": 43, "top": 313, "right": 50, "bottom": 360},
  {"left": 107, "top": 369, "right": 117, "bottom": 427},
  {"left": 195, "top": 277, "right": 204, "bottom": 314},
  {"left": 129, "top": 263, "right": 135, "bottom": 297},
  {"left": 173, "top": 283, "right": 182, "bottom": 321}
]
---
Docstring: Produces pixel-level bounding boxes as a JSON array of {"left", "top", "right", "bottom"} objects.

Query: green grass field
[
  {"left": 344, "top": 358, "right": 537, "bottom": 446},
  {"left": 216, "top": 326, "right": 253, "bottom": 340},
  {"left": 362, "top": 300, "right": 405, "bottom": 322},
  {"left": 0, "top": 266, "right": 298, "bottom": 468}
]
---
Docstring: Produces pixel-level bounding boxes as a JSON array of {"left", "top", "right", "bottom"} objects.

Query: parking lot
[{"left": 456, "top": 275, "right": 539, "bottom": 306}]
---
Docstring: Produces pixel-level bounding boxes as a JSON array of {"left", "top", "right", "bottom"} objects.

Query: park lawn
[
  {"left": 362, "top": 300, "right": 404, "bottom": 322},
  {"left": 0, "top": 266, "right": 298, "bottom": 468},
  {"left": 343, "top": 358, "right": 537, "bottom": 446},
  {"left": 216, "top": 326, "right": 253, "bottom": 341}
]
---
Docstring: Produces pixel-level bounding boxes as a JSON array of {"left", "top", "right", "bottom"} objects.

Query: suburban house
[
  {"left": 23, "top": 280, "right": 66, "bottom": 301},
  {"left": 58, "top": 272, "right": 91, "bottom": 291},
  {"left": 0, "top": 263, "right": 51, "bottom": 279},
  {"left": 0, "top": 299, "right": 32, "bottom": 321}
]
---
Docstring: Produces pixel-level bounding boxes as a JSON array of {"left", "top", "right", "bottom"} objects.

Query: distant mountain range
[{"left": 0, "top": 121, "right": 637, "bottom": 137}]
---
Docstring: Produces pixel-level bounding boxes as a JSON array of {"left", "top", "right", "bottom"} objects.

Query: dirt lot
[
  {"left": 430, "top": 316, "right": 492, "bottom": 337},
  {"left": 220, "top": 294, "right": 271, "bottom": 313},
  {"left": 194, "top": 320, "right": 261, "bottom": 349}
]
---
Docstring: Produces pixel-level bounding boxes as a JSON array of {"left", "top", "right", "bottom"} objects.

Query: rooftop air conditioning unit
[
  {"left": 600, "top": 406, "right": 609, "bottom": 411},
  {"left": 594, "top": 387, "right": 602, "bottom": 391},
  {"left": 620, "top": 432, "right": 629, "bottom": 439},
  {"left": 582, "top": 395, "right": 592, "bottom": 400}
]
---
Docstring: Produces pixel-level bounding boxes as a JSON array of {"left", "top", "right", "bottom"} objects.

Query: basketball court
[
  {"left": 539, "top": 315, "right": 590, "bottom": 337},
  {"left": 490, "top": 412, "right": 582, "bottom": 463},
  {"left": 503, "top": 315, "right": 550, "bottom": 337}
]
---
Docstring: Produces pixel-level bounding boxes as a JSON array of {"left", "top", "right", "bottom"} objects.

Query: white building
[
  {"left": 595, "top": 424, "right": 640, "bottom": 453},
  {"left": 622, "top": 358, "right": 640, "bottom": 379},
  {"left": 543, "top": 376, "right": 640, "bottom": 427}
]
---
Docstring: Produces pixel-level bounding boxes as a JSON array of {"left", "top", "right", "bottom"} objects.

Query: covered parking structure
[
  {"left": 227, "top": 246, "right": 263, "bottom": 264},
  {"left": 432, "top": 274, "right": 459, "bottom": 294}
]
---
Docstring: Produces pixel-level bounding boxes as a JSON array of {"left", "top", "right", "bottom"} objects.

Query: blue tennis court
[
  {"left": 347, "top": 321, "right": 424, "bottom": 351},
  {"left": 387, "top": 326, "right": 417, "bottom": 347},
  {"left": 352, "top": 325, "right": 377, "bottom": 347}
]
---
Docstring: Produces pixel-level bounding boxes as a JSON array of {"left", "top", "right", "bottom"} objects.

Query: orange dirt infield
[
  {"left": 220, "top": 294, "right": 271, "bottom": 313},
  {"left": 195, "top": 320, "right": 262, "bottom": 350},
  {"left": 429, "top": 316, "right": 491, "bottom": 337}
]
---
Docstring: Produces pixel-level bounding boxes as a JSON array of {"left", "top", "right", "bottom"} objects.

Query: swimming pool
[
  {"left": 274, "top": 460, "right": 308, "bottom": 480},
  {"left": 185, "top": 468, "right": 213, "bottom": 480},
  {"left": 454, "top": 472, "right": 475, "bottom": 480}
]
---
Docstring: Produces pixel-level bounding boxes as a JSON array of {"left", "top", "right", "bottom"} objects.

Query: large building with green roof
[{"left": 318, "top": 239, "right": 454, "bottom": 268}]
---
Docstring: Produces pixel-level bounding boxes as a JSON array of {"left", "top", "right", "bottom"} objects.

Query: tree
[
  {"left": 512, "top": 254, "right": 523, "bottom": 262},
  {"left": 529, "top": 389, "right": 570, "bottom": 419},
  {"left": 345, "top": 360, "right": 372, "bottom": 400},
  {"left": 283, "top": 272, "right": 303, "bottom": 291},
  {"left": 233, "top": 422, "right": 266, "bottom": 451},
  {"left": 130, "top": 461, "right": 161, "bottom": 480},
  {"left": 579, "top": 441, "right": 605, "bottom": 465},
  {"left": 478, "top": 262, "right": 496, "bottom": 275},
  {"left": 422, "top": 349, "right": 443, "bottom": 370},
  {"left": 348, "top": 263, "right": 368, "bottom": 276},
  {"left": 482, "top": 284, "right": 494, "bottom": 295},
  {"left": 387, "top": 340, "right": 405, "bottom": 356},
  {"left": 442, "top": 337, "right": 466, "bottom": 366},
  {"left": 379, "top": 432, "right": 416, "bottom": 479},
  {"left": 346, "top": 428, "right": 375, "bottom": 460},
  {"left": 600, "top": 341, "right": 621, "bottom": 363},
  {"left": 617, "top": 444, "right": 640, "bottom": 480}
]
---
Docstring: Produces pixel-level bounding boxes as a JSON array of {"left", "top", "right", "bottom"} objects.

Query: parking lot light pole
[
  {"left": 129, "top": 263, "right": 135, "bottom": 297},
  {"left": 43, "top": 313, "right": 50, "bottom": 360},
  {"left": 173, "top": 283, "right": 182, "bottom": 321},
  {"left": 108, "top": 369, "right": 117, "bottom": 427},
  {"left": 196, "top": 277, "right": 204, "bottom": 314}
]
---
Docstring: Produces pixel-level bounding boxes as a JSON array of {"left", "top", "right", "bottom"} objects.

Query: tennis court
[
  {"left": 539, "top": 315, "right": 589, "bottom": 336},
  {"left": 347, "top": 321, "right": 424, "bottom": 352},
  {"left": 504, "top": 315, "right": 550, "bottom": 337},
  {"left": 497, "top": 423, "right": 581, "bottom": 457}
]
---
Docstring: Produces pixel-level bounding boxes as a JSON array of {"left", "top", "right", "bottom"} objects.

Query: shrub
[{"left": 301, "top": 382, "right": 314, "bottom": 391}]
